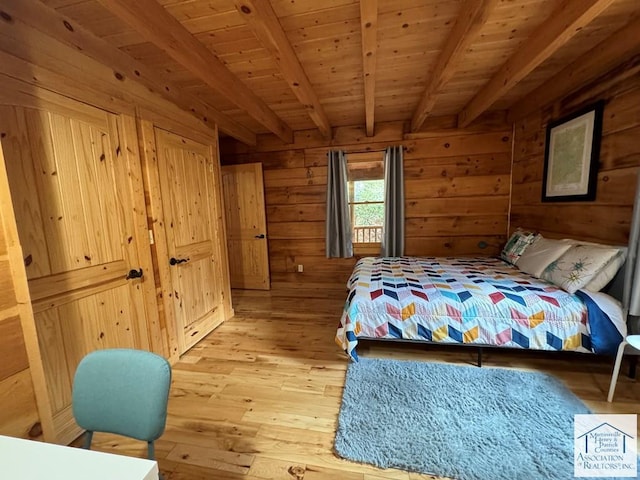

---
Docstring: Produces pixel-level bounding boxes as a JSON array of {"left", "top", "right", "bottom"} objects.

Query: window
[
  {"left": 350, "top": 180, "right": 384, "bottom": 243},
  {"left": 347, "top": 153, "right": 384, "bottom": 246}
]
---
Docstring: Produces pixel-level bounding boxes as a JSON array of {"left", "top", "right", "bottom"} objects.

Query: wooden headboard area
[
  {"left": 510, "top": 58, "right": 640, "bottom": 249},
  {"left": 510, "top": 58, "right": 640, "bottom": 333}
]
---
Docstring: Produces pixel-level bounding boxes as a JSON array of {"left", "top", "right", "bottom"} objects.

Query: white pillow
[
  {"left": 516, "top": 237, "right": 573, "bottom": 278},
  {"left": 584, "top": 248, "right": 626, "bottom": 292},
  {"left": 541, "top": 244, "right": 621, "bottom": 294}
]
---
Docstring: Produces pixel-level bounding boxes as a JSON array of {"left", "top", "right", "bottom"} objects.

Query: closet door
[
  {"left": 155, "top": 128, "right": 226, "bottom": 354},
  {"left": 0, "top": 102, "right": 154, "bottom": 444}
]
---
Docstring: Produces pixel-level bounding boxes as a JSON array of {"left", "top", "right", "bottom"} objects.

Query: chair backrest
[{"left": 72, "top": 349, "right": 171, "bottom": 442}]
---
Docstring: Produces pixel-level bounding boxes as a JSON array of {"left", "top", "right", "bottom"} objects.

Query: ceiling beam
[
  {"left": 98, "top": 0, "right": 293, "bottom": 143},
  {"left": 0, "top": 0, "right": 256, "bottom": 146},
  {"left": 359, "top": 0, "right": 378, "bottom": 137},
  {"left": 234, "top": 0, "right": 332, "bottom": 139},
  {"left": 457, "top": 0, "right": 616, "bottom": 127},
  {"left": 509, "top": 16, "right": 640, "bottom": 121},
  {"left": 411, "top": 0, "right": 496, "bottom": 132}
]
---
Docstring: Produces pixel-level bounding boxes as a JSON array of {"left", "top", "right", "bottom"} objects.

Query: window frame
[{"left": 346, "top": 152, "right": 385, "bottom": 254}]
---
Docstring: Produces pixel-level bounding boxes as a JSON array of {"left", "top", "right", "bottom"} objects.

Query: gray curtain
[
  {"left": 381, "top": 145, "right": 404, "bottom": 257},
  {"left": 326, "top": 150, "right": 353, "bottom": 258},
  {"left": 624, "top": 170, "right": 640, "bottom": 333}
]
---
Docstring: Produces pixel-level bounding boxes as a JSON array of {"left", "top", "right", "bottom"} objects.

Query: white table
[{"left": 0, "top": 435, "right": 159, "bottom": 480}]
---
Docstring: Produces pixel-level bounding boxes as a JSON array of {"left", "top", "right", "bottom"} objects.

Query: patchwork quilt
[{"left": 336, "top": 257, "right": 616, "bottom": 360}]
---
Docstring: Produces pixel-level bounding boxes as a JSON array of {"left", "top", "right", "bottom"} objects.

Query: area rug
[{"left": 334, "top": 358, "right": 613, "bottom": 480}]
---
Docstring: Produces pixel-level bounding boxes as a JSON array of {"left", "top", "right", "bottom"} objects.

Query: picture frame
[{"left": 541, "top": 101, "right": 604, "bottom": 202}]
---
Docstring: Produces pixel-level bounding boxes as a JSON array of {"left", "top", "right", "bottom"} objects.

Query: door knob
[
  {"left": 126, "top": 268, "right": 144, "bottom": 280},
  {"left": 169, "top": 257, "right": 189, "bottom": 266},
  {"left": 255, "top": 234, "right": 265, "bottom": 239}
]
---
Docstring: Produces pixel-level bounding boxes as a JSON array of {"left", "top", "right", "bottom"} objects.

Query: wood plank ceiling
[{"left": 38, "top": 0, "right": 640, "bottom": 144}]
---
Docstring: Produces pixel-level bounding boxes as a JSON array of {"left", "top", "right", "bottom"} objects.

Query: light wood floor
[{"left": 86, "top": 287, "right": 640, "bottom": 479}]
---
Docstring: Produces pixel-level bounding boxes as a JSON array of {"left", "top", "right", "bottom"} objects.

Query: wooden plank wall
[
  {"left": 511, "top": 67, "right": 640, "bottom": 245},
  {"left": 0, "top": 141, "right": 40, "bottom": 440},
  {"left": 220, "top": 117, "right": 512, "bottom": 290}
]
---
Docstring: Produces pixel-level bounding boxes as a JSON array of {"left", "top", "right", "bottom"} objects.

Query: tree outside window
[
  {"left": 347, "top": 152, "right": 384, "bottom": 247},
  {"left": 350, "top": 179, "right": 384, "bottom": 243}
]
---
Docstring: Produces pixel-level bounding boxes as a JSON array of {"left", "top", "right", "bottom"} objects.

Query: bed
[{"left": 335, "top": 256, "right": 625, "bottom": 361}]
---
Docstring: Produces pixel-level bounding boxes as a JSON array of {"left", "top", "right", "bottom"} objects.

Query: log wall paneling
[
  {"left": 221, "top": 121, "right": 512, "bottom": 290},
  {"left": 0, "top": 123, "right": 41, "bottom": 440},
  {"left": 511, "top": 67, "right": 640, "bottom": 245}
]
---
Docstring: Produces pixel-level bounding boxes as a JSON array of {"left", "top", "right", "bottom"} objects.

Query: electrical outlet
[{"left": 297, "top": 264, "right": 304, "bottom": 273}]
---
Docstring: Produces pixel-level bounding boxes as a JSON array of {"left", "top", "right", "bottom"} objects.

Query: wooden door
[
  {"left": 0, "top": 101, "right": 156, "bottom": 444},
  {"left": 155, "top": 129, "right": 226, "bottom": 354},
  {"left": 0, "top": 132, "right": 41, "bottom": 440},
  {"left": 221, "top": 163, "right": 270, "bottom": 290}
]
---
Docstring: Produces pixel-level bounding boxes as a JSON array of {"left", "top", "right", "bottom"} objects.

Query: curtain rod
[
  {"left": 345, "top": 148, "right": 386, "bottom": 154},
  {"left": 327, "top": 146, "right": 406, "bottom": 155}
]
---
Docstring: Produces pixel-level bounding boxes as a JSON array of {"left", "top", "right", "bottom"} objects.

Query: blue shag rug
[{"left": 334, "top": 358, "right": 630, "bottom": 480}]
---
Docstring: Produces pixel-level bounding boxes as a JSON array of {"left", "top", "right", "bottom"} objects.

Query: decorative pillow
[
  {"left": 541, "top": 244, "right": 621, "bottom": 294},
  {"left": 558, "top": 240, "right": 627, "bottom": 292},
  {"left": 516, "top": 237, "right": 573, "bottom": 277},
  {"left": 500, "top": 229, "right": 537, "bottom": 265}
]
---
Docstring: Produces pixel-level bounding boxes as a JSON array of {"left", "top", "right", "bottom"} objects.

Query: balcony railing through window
[{"left": 353, "top": 225, "right": 382, "bottom": 243}]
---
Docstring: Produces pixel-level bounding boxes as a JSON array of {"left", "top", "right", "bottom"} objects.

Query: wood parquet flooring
[{"left": 85, "top": 287, "right": 640, "bottom": 479}]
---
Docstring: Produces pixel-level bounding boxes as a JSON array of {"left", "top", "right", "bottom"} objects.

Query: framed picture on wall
[{"left": 541, "top": 101, "right": 604, "bottom": 202}]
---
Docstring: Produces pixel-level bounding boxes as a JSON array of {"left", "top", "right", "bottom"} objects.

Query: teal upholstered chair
[{"left": 72, "top": 348, "right": 172, "bottom": 461}]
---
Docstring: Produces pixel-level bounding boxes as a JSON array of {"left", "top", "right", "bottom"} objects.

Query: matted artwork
[{"left": 541, "top": 101, "right": 604, "bottom": 202}]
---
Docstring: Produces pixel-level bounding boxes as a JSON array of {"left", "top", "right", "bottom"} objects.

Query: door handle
[
  {"left": 169, "top": 257, "right": 189, "bottom": 266},
  {"left": 126, "top": 268, "right": 144, "bottom": 280},
  {"left": 255, "top": 234, "right": 265, "bottom": 239}
]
